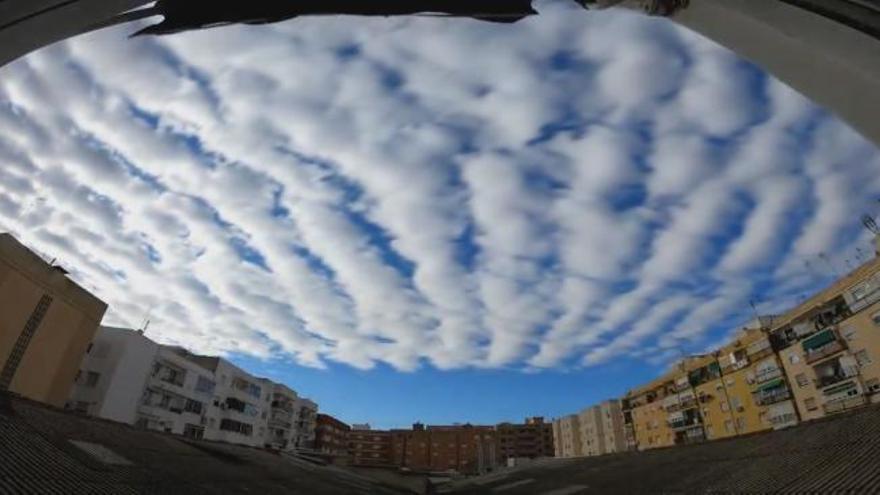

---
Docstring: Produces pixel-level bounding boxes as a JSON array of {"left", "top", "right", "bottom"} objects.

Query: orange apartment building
[{"left": 390, "top": 423, "right": 498, "bottom": 475}]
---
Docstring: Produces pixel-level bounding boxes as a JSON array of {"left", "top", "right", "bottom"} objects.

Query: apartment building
[
  {"left": 315, "top": 413, "right": 351, "bottom": 455},
  {"left": 772, "top": 256, "right": 880, "bottom": 421},
  {"left": 625, "top": 376, "right": 676, "bottom": 451},
  {"left": 0, "top": 233, "right": 107, "bottom": 407},
  {"left": 551, "top": 414, "right": 582, "bottom": 458},
  {"left": 67, "top": 327, "right": 317, "bottom": 450},
  {"left": 68, "top": 327, "right": 218, "bottom": 440},
  {"left": 293, "top": 397, "right": 318, "bottom": 448},
  {"left": 391, "top": 424, "right": 498, "bottom": 475},
  {"left": 266, "top": 383, "right": 299, "bottom": 450},
  {"left": 495, "top": 417, "right": 554, "bottom": 460},
  {"left": 349, "top": 429, "right": 394, "bottom": 467}
]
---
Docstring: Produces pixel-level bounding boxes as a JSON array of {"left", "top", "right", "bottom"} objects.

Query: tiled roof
[
  {"left": 0, "top": 392, "right": 410, "bottom": 494},
  {"left": 443, "top": 401, "right": 880, "bottom": 494}
]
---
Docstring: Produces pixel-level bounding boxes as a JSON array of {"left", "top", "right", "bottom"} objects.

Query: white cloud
[{"left": 1, "top": 4, "right": 878, "bottom": 373}]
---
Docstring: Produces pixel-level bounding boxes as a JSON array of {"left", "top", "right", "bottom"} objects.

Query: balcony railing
[
  {"left": 753, "top": 367, "right": 783, "bottom": 385},
  {"left": 668, "top": 418, "right": 702, "bottom": 430},
  {"left": 823, "top": 395, "right": 867, "bottom": 415},
  {"left": 805, "top": 340, "right": 846, "bottom": 364},
  {"left": 814, "top": 373, "right": 855, "bottom": 389},
  {"left": 753, "top": 387, "right": 791, "bottom": 406},
  {"left": 848, "top": 285, "right": 880, "bottom": 313}
]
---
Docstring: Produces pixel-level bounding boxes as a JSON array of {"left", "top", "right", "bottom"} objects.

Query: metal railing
[
  {"left": 823, "top": 395, "right": 868, "bottom": 415},
  {"left": 805, "top": 340, "right": 846, "bottom": 364},
  {"left": 753, "top": 367, "right": 783, "bottom": 384},
  {"left": 754, "top": 388, "right": 792, "bottom": 406}
]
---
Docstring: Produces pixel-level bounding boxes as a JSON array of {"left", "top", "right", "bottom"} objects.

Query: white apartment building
[
  {"left": 293, "top": 397, "right": 318, "bottom": 449},
  {"left": 68, "top": 327, "right": 318, "bottom": 451},
  {"left": 67, "top": 327, "right": 216, "bottom": 439}
]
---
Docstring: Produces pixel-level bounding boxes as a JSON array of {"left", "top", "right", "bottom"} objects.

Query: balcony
[
  {"left": 823, "top": 395, "right": 867, "bottom": 415},
  {"left": 753, "top": 367, "right": 783, "bottom": 385},
  {"left": 802, "top": 328, "right": 844, "bottom": 360},
  {"left": 752, "top": 378, "right": 791, "bottom": 406},
  {"left": 814, "top": 373, "right": 855, "bottom": 389},
  {"left": 847, "top": 285, "right": 880, "bottom": 313},
  {"left": 668, "top": 414, "right": 702, "bottom": 431}
]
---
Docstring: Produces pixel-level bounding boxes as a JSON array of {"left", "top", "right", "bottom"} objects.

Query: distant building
[
  {"left": 391, "top": 424, "right": 498, "bottom": 475},
  {"left": 495, "top": 416, "right": 554, "bottom": 460},
  {"left": 67, "top": 326, "right": 318, "bottom": 450},
  {"left": 576, "top": 400, "right": 626, "bottom": 456},
  {"left": 315, "top": 413, "right": 351, "bottom": 455},
  {"left": 0, "top": 233, "right": 107, "bottom": 407},
  {"left": 349, "top": 429, "right": 395, "bottom": 467},
  {"left": 551, "top": 414, "right": 582, "bottom": 458},
  {"left": 351, "top": 423, "right": 372, "bottom": 430}
]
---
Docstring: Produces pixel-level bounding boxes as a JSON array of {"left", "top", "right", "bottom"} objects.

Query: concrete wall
[
  {"left": 671, "top": 0, "right": 880, "bottom": 146},
  {"left": 68, "top": 326, "right": 158, "bottom": 423},
  {"left": 0, "top": 233, "right": 107, "bottom": 406}
]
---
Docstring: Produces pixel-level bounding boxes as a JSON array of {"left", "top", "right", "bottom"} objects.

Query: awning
[
  {"left": 802, "top": 329, "right": 835, "bottom": 351},
  {"left": 754, "top": 378, "right": 785, "bottom": 393}
]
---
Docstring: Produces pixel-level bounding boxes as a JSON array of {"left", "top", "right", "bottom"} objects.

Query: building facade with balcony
[
  {"left": 624, "top": 375, "right": 676, "bottom": 451},
  {"left": 67, "top": 327, "right": 317, "bottom": 450},
  {"left": 496, "top": 417, "right": 554, "bottom": 460},
  {"left": 293, "top": 397, "right": 318, "bottom": 449},
  {"left": 266, "top": 383, "right": 299, "bottom": 450},
  {"left": 67, "top": 327, "right": 217, "bottom": 440},
  {"left": 315, "top": 413, "right": 351, "bottom": 455}
]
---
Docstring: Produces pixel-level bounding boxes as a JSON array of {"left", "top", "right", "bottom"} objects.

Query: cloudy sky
[{"left": 2, "top": 1, "right": 880, "bottom": 427}]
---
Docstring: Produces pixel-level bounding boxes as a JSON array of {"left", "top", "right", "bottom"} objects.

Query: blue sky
[{"left": 1, "top": 1, "right": 879, "bottom": 428}]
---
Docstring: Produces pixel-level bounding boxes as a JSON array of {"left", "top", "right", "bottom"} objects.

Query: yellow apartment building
[
  {"left": 772, "top": 255, "right": 880, "bottom": 421},
  {"left": 0, "top": 233, "right": 107, "bottom": 406},
  {"left": 625, "top": 374, "right": 676, "bottom": 450}
]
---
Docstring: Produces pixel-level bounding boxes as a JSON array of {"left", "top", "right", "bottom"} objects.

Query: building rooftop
[
  {"left": 442, "top": 401, "right": 880, "bottom": 494},
  {"left": 0, "top": 392, "right": 410, "bottom": 494}
]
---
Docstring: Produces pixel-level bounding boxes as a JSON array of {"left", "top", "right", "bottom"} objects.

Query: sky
[{"left": 1, "top": 1, "right": 880, "bottom": 429}]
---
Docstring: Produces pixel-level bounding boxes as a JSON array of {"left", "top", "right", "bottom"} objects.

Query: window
[
  {"left": 804, "top": 398, "right": 818, "bottom": 411},
  {"left": 720, "top": 401, "right": 729, "bottom": 412},
  {"left": 795, "top": 373, "right": 809, "bottom": 388},
  {"left": 735, "top": 417, "right": 746, "bottom": 431},
  {"left": 184, "top": 399, "right": 203, "bottom": 415},
  {"left": 183, "top": 424, "right": 204, "bottom": 440},
  {"left": 84, "top": 371, "right": 100, "bottom": 387},
  {"left": 865, "top": 378, "right": 880, "bottom": 393},
  {"left": 789, "top": 353, "right": 800, "bottom": 365},
  {"left": 841, "top": 327, "right": 857, "bottom": 341},
  {"left": 725, "top": 377, "right": 735, "bottom": 387},
  {"left": 731, "top": 397, "right": 742, "bottom": 411},
  {"left": 855, "top": 350, "right": 872, "bottom": 367},
  {"left": 872, "top": 311, "right": 880, "bottom": 326},
  {"left": 195, "top": 376, "right": 215, "bottom": 394},
  {"left": 724, "top": 420, "right": 733, "bottom": 433},
  {"left": 219, "top": 419, "right": 253, "bottom": 436}
]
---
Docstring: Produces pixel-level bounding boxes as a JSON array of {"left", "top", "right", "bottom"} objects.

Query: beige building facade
[
  {"left": 0, "top": 234, "right": 106, "bottom": 406},
  {"left": 773, "top": 256, "right": 880, "bottom": 421},
  {"left": 551, "top": 414, "right": 582, "bottom": 458}
]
